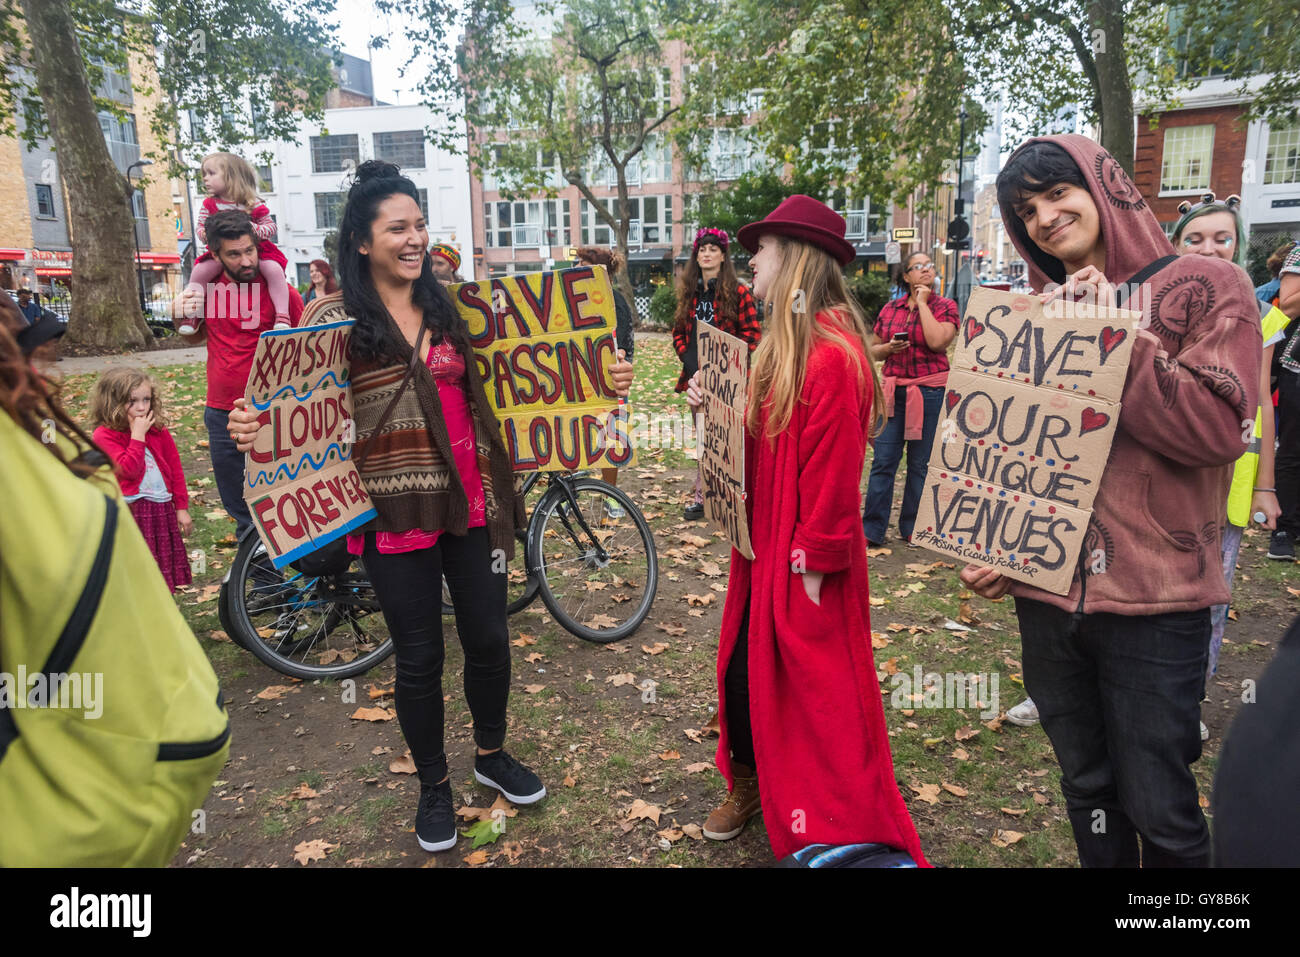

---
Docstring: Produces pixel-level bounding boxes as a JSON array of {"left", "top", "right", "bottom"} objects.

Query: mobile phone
[{"left": 891, "top": 332, "right": 909, "bottom": 342}]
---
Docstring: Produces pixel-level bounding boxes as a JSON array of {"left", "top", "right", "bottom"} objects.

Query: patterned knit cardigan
[{"left": 350, "top": 330, "right": 524, "bottom": 559}]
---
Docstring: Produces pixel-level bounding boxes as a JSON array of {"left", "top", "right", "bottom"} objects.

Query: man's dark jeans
[
  {"left": 204, "top": 406, "right": 252, "bottom": 538},
  {"left": 1275, "top": 372, "right": 1300, "bottom": 537},
  {"left": 1015, "top": 598, "right": 1212, "bottom": 868},
  {"left": 862, "top": 384, "right": 943, "bottom": 543}
]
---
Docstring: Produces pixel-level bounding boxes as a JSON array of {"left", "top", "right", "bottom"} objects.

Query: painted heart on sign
[
  {"left": 1099, "top": 326, "right": 1126, "bottom": 362},
  {"left": 1080, "top": 407, "right": 1110, "bottom": 435},
  {"left": 946, "top": 389, "right": 961, "bottom": 412},
  {"left": 963, "top": 317, "right": 985, "bottom": 347}
]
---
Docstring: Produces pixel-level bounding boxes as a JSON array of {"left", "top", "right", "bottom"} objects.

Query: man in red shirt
[{"left": 174, "top": 209, "right": 304, "bottom": 535}]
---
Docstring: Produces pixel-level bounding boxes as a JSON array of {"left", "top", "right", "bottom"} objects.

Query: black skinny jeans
[
  {"left": 362, "top": 526, "right": 510, "bottom": 786},
  {"left": 1276, "top": 372, "right": 1300, "bottom": 537},
  {"left": 724, "top": 605, "right": 756, "bottom": 770}
]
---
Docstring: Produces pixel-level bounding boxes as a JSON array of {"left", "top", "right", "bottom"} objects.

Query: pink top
[{"left": 346, "top": 339, "right": 487, "bottom": 556}]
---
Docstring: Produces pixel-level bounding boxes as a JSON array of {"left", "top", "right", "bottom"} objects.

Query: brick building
[
  {"left": 1, "top": 45, "right": 181, "bottom": 304},
  {"left": 1135, "top": 76, "right": 1299, "bottom": 255}
]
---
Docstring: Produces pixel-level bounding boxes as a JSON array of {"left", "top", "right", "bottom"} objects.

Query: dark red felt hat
[{"left": 738, "top": 194, "right": 856, "bottom": 266}]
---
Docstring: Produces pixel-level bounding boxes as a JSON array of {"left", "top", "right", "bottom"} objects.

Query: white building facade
[{"left": 190, "top": 102, "right": 475, "bottom": 285}]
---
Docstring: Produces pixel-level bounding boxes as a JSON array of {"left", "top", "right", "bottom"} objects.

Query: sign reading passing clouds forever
[
  {"left": 698, "top": 324, "right": 754, "bottom": 559},
  {"left": 450, "top": 266, "right": 633, "bottom": 472},
  {"left": 243, "top": 320, "right": 375, "bottom": 568},
  {"left": 911, "top": 288, "right": 1140, "bottom": 594}
]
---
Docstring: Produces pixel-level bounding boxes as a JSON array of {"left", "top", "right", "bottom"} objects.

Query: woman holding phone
[{"left": 860, "top": 251, "right": 959, "bottom": 547}]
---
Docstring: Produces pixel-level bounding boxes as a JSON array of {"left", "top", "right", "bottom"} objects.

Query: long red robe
[{"left": 715, "top": 312, "right": 929, "bottom": 865}]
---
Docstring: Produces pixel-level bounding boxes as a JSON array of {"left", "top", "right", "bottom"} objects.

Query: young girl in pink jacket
[{"left": 91, "top": 368, "right": 193, "bottom": 592}]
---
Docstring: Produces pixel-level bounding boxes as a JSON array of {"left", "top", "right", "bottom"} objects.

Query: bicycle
[{"left": 218, "top": 471, "right": 658, "bottom": 679}]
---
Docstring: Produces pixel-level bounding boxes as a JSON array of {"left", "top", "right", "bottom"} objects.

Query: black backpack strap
[{"left": 1116, "top": 255, "right": 1178, "bottom": 307}]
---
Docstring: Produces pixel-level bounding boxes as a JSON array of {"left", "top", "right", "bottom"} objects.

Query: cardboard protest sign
[
  {"left": 242, "top": 320, "right": 376, "bottom": 569},
  {"left": 911, "top": 287, "right": 1139, "bottom": 594},
  {"left": 449, "top": 266, "right": 633, "bottom": 472},
  {"left": 698, "top": 325, "right": 754, "bottom": 559}
]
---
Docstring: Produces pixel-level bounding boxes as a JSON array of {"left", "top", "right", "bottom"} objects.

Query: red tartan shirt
[
  {"left": 672, "top": 282, "right": 761, "bottom": 392},
  {"left": 872, "top": 293, "right": 959, "bottom": 379}
]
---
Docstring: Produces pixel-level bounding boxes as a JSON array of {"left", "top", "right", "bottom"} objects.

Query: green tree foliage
[
  {"left": 689, "top": 169, "right": 833, "bottom": 243},
  {"left": 0, "top": 0, "right": 336, "bottom": 349},
  {"left": 680, "top": 0, "right": 984, "bottom": 208}
]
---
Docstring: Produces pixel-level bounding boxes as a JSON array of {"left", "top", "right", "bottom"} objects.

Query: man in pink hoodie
[{"left": 962, "top": 135, "right": 1261, "bottom": 867}]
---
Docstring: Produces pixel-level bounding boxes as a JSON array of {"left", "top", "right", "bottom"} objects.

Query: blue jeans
[
  {"left": 204, "top": 406, "right": 253, "bottom": 538},
  {"left": 862, "top": 385, "right": 942, "bottom": 543},
  {"left": 1015, "top": 598, "right": 1212, "bottom": 867}
]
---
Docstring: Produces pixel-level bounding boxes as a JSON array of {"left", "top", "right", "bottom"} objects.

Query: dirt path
[{"left": 53, "top": 344, "right": 208, "bottom": 375}]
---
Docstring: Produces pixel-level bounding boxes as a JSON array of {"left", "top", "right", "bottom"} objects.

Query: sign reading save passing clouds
[
  {"left": 911, "top": 287, "right": 1140, "bottom": 594},
  {"left": 450, "top": 266, "right": 633, "bottom": 472}
]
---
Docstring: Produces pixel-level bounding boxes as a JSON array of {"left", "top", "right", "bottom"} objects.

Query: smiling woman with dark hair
[{"left": 229, "top": 160, "right": 633, "bottom": 855}]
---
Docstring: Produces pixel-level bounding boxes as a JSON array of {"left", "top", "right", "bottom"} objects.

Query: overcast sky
[{"left": 336, "top": 0, "right": 458, "bottom": 104}]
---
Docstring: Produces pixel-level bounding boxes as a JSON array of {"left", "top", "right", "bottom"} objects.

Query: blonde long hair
[
  {"left": 202, "top": 151, "right": 262, "bottom": 208},
  {"left": 90, "top": 367, "right": 169, "bottom": 434},
  {"left": 746, "top": 237, "right": 884, "bottom": 441}
]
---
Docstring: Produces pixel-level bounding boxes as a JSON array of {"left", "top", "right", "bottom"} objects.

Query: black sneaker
[
  {"left": 475, "top": 749, "right": 546, "bottom": 804},
  {"left": 415, "top": 779, "right": 457, "bottom": 852},
  {"left": 1268, "top": 530, "right": 1295, "bottom": 560},
  {"left": 683, "top": 503, "right": 705, "bottom": 520}
]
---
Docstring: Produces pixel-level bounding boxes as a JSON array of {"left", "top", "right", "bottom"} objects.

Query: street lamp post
[{"left": 126, "top": 159, "right": 154, "bottom": 314}]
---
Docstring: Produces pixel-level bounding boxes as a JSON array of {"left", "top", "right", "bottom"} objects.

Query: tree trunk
[
  {"left": 612, "top": 174, "right": 636, "bottom": 319},
  {"left": 21, "top": 0, "right": 152, "bottom": 351},
  {"left": 1089, "top": 0, "right": 1136, "bottom": 175}
]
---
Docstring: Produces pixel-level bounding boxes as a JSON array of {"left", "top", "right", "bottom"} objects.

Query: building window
[
  {"left": 314, "top": 192, "right": 346, "bottom": 229},
  {"left": 1160, "top": 125, "right": 1215, "bottom": 193},
  {"left": 581, "top": 195, "right": 672, "bottom": 246},
  {"left": 639, "top": 137, "right": 672, "bottom": 184},
  {"left": 1264, "top": 125, "right": 1300, "bottom": 186},
  {"left": 545, "top": 199, "right": 570, "bottom": 247},
  {"left": 296, "top": 263, "right": 313, "bottom": 286},
  {"left": 256, "top": 165, "right": 274, "bottom": 194},
  {"left": 374, "top": 130, "right": 426, "bottom": 169},
  {"left": 713, "top": 128, "right": 754, "bottom": 181},
  {"left": 310, "top": 134, "right": 360, "bottom": 174},
  {"left": 35, "top": 183, "right": 55, "bottom": 218},
  {"left": 417, "top": 188, "right": 429, "bottom": 221}
]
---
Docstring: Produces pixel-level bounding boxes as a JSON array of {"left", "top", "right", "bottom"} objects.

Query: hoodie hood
[{"left": 999, "top": 134, "right": 1174, "bottom": 292}]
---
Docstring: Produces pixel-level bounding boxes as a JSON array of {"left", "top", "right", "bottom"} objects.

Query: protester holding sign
[
  {"left": 861, "top": 251, "right": 959, "bottom": 547},
  {"left": 673, "top": 228, "right": 760, "bottom": 520},
  {"left": 686, "top": 195, "right": 927, "bottom": 865},
  {"left": 228, "top": 162, "right": 632, "bottom": 855},
  {"left": 961, "top": 134, "right": 1261, "bottom": 868},
  {"left": 1172, "top": 193, "right": 1288, "bottom": 741}
]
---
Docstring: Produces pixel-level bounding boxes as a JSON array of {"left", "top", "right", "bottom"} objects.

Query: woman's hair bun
[{"left": 352, "top": 160, "right": 403, "bottom": 185}]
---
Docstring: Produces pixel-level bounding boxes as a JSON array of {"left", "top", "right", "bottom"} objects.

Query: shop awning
[
  {"left": 137, "top": 252, "right": 181, "bottom": 264},
  {"left": 627, "top": 249, "right": 670, "bottom": 263},
  {"left": 36, "top": 267, "right": 72, "bottom": 277},
  {"left": 0, "top": 248, "right": 26, "bottom": 260}
]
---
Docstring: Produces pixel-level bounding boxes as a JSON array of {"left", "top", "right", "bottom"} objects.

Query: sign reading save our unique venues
[
  {"left": 242, "top": 320, "right": 375, "bottom": 568},
  {"left": 450, "top": 266, "right": 633, "bottom": 472},
  {"left": 911, "top": 287, "right": 1140, "bottom": 595},
  {"left": 698, "top": 325, "right": 754, "bottom": 559}
]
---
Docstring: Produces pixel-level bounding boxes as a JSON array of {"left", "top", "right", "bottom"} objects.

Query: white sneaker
[
  {"left": 1200, "top": 721, "right": 1209, "bottom": 741},
  {"left": 1005, "top": 698, "right": 1040, "bottom": 727}
]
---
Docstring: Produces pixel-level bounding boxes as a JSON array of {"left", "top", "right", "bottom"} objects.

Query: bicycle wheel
[
  {"left": 527, "top": 478, "right": 657, "bottom": 642},
  {"left": 224, "top": 532, "right": 395, "bottom": 680}
]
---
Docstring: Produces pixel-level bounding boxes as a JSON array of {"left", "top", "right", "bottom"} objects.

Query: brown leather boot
[{"left": 703, "top": 764, "right": 761, "bottom": 840}]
